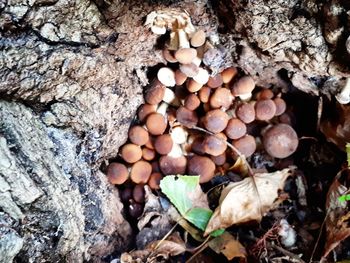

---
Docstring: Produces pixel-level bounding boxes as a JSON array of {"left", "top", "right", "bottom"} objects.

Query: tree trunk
[{"left": 0, "top": 0, "right": 349, "bottom": 262}]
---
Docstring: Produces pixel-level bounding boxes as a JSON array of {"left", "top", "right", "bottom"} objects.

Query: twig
[
  {"left": 270, "top": 243, "right": 306, "bottom": 263},
  {"left": 186, "top": 236, "right": 211, "bottom": 263}
]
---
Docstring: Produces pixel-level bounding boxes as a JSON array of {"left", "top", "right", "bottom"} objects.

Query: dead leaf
[
  {"left": 205, "top": 168, "right": 293, "bottom": 235},
  {"left": 323, "top": 172, "right": 350, "bottom": 258},
  {"left": 229, "top": 156, "right": 249, "bottom": 176},
  {"left": 208, "top": 232, "right": 247, "bottom": 262}
]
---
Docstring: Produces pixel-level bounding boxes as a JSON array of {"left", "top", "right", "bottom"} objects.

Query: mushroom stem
[
  {"left": 178, "top": 29, "right": 190, "bottom": 49},
  {"left": 156, "top": 102, "right": 169, "bottom": 116},
  {"left": 335, "top": 78, "right": 350, "bottom": 104},
  {"left": 163, "top": 88, "right": 180, "bottom": 106}
]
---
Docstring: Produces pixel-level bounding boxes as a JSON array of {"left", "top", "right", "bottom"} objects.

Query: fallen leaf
[
  {"left": 205, "top": 168, "right": 293, "bottom": 235},
  {"left": 323, "top": 171, "right": 350, "bottom": 258},
  {"left": 229, "top": 156, "right": 249, "bottom": 176},
  {"left": 160, "top": 175, "right": 212, "bottom": 231},
  {"left": 208, "top": 231, "right": 247, "bottom": 262}
]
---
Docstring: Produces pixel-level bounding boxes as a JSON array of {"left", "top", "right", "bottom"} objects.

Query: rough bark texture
[{"left": 0, "top": 0, "right": 349, "bottom": 262}]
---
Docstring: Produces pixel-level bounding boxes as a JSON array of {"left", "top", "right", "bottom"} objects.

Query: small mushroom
[
  {"left": 184, "top": 94, "right": 201, "bottom": 111},
  {"left": 180, "top": 63, "right": 199, "bottom": 78},
  {"left": 231, "top": 76, "right": 255, "bottom": 100},
  {"left": 187, "top": 79, "right": 203, "bottom": 93},
  {"left": 176, "top": 106, "right": 199, "bottom": 128},
  {"left": 145, "top": 79, "right": 165, "bottom": 105},
  {"left": 203, "top": 133, "right": 227, "bottom": 156},
  {"left": 190, "top": 30, "right": 206, "bottom": 47},
  {"left": 225, "top": 118, "right": 247, "bottom": 139},
  {"left": 256, "top": 89, "right": 274, "bottom": 100},
  {"left": 236, "top": 103, "right": 255, "bottom": 124},
  {"left": 207, "top": 74, "right": 223, "bottom": 88},
  {"left": 255, "top": 99, "right": 277, "bottom": 121},
  {"left": 121, "top": 144, "right": 142, "bottom": 163},
  {"left": 142, "top": 147, "right": 156, "bottom": 161},
  {"left": 159, "top": 155, "right": 187, "bottom": 175},
  {"left": 262, "top": 124, "right": 298, "bottom": 158},
  {"left": 203, "top": 109, "right": 229, "bottom": 133},
  {"left": 162, "top": 48, "right": 177, "bottom": 63},
  {"left": 133, "top": 184, "right": 145, "bottom": 203},
  {"left": 175, "top": 48, "right": 197, "bottom": 64},
  {"left": 221, "top": 67, "right": 237, "bottom": 84},
  {"left": 193, "top": 68, "right": 210, "bottom": 85},
  {"left": 138, "top": 104, "right": 157, "bottom": 123},
  {"left": 188, "top": 155, "right": 216, "bottom": 183},
  {"left": 129, "top": 126, "right": 149, "bottom": 146},
  {"left": 120, "top": 188, "right": 132, "bottom": 203},
  {"left": 154, "top": 134, "right": 173, "bottom": 155},
  {"left": 148, "top": 172, "right": 163, "bottom": 190},
  {"left": 232, "top": 135, "right": 256, "bottom": 158},
  {"left": 130, "top": 160, "right": 152, "bottom": 184},
  {"left": 128, "top": 201, "right": 143, "bottom": 218},
  {"left": 157, "top": 67, "right": 176, "bottom": 87},
  {"left": 210, "top": 153, "right": 226, "bottom": 166},
  {"left": 170, "top": 126, "right": 188, "bottom": 144},
  {"left": 175, "top": 69, "right": 188, "bottom": 85},
  {"left": 209, "top": 87, "right": 234, "bottom": 109},
  {"left": 189, "top": 135, "right": 206, "bottom": 155},
  {"left": 107, "top": 162, "right": 129, "bottom": 185},
  {"left": 198, "top": 86, "right": 211, "bottom": 103},
  {"left": 273, "top": 97, "right": 287, "bottom": 116},
  {"left": 146, "top": 113, "right": 167, "bottom": 135}
]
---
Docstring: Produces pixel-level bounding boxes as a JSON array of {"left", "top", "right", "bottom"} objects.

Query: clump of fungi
[{"left": 104, "top": 24, "right": 299, "bottom": 218}]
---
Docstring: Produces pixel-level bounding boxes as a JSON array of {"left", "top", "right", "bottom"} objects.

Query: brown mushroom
[
  {"left": 198, "top": 86, "right": 211, "bottom": 103},
  {"left": 184, "top": 94, "right": 201, "bottom": 111},
  {"left": 225, "top": 118, "right": 247, "bottom": 139},
  {"left": 175, "top": 48, "right": 197, "bottom": 64},
  {"left": 231, "top": 76, "right": 255, "bottom": 100},
  {"left": 175, "top": 69, "right": 187, "bottom": 85},
  {"left": 207, "top": 74, "right": 223, "bottom": 88},
  {"left": 190, "top": 30, "right": 206, "bottom": 47},
  {"left": 129, "top": 126, "right": 149, "bottom": 146},
  {"left": 256, "top": 89, "right": 274, "bottom": 100},
  {"left": 120, "top": 188, "right": 132, "bottom": 203},
  {"left": 148, "top": 172, "right": 163, "bottom": 190},
  {"left": 133, "top": 184, "right": 145, "bottom": 203},
  {"left": 210, "top": 153, "right": 226, "bottom": 166},
  {"left": 176, "top": 106, "right": 198, "bottom": 128},
  {"left": 138, "top": 104, "right": 156, "bottom": 123},
  {"left": 130, "top": 160, "right": 152, "bottom": 184},
  {"left": 221, "top": 67, "right": 237, "bottom": 84},
  {"left": 203, "top": 109, "right": 229, "bottom": 133},
  {"left": 187, "top": 79, "right": 203, "bottom": 93},
  {"left": 159, "top": 155, "right": 187, "bottom": 175},
  {"left": 145, "top": 79, "right": 165, "bottom": 105},
  {"left": 107, "top": 162, "right": 129, "bottom": 185},
  {"left": 142, "top": 147, "right": 156, "bottom": 161},
  {"left": 154, "top": 134, "right": 173, "bottom": 155},
  {"left": 236, "top": 103, "right": 255, "bottom": 124},
  {"left": 145, "top": 113, "right": 167, "bottom": 135},
  {"left": 121, "top": 144, "right": 142, "bottom": 163},
  {"left": 151, "top": 160, "right": 161, "bottom": 173},
  {"left": 262, "top": 124, "right": 298, "bottom": 158},
  {"left": 232, "top": 135, "right": 256, "bottom": 157},
  {"left": 203, "top": 133, "right": 227, "bottom": 156},
  {"left": 274, "top": 97, "right": 287, "bottom": 116},
  {"left": 255, "top": 99, "right": 277, "bottom": 121},
  {"left": 188, "top": 155, "right": 216, "bottom": 183},
  {"left": 128, "top": 201, "right": 143, "bottom": 218},
  {"left": 162, "top": 49, "right": 177, "bottom": 63},
  {"left": 209, "top": 88, "right": 234, "bottom": 109}
]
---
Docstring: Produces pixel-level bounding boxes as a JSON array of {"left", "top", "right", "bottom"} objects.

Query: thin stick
[
  {"left": 270, "top": 243, "right": 306, "bottom": 263},
  {"left": 186, "top": 236, "right": 211, "bottom": 263}
]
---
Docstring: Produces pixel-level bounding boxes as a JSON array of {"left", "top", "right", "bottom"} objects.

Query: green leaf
[
  {"left": 186, "top": 207, "right": 213, "bottom": 231},
  {"left": 210, "top": 229, "right": 225, "bottom": 237},
  {"left": 339, "top": 194, "right": 350, "bottom": 203},
  {"left": 347, "top": 143, "right": 350, "bottom": 167}
]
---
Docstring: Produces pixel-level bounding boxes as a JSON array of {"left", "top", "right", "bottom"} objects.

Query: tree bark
[{"left": 0, "top": 0, "right": 349, "bottom": 262}]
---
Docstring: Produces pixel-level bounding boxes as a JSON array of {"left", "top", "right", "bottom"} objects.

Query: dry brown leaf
[
  {"left": 323, "top": 172, "right": 350, "bottom": 258},
  {"left": 205, "top": 168, "right": 293, "bottom": 235},
  {"left": 208, "top": 232, "right": 247, "bottom": 262},
  {"left": 229, "top": 156, "right": 249, "bottom": 176}
]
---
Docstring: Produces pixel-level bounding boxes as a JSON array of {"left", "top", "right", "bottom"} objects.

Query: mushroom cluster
[{"left": 105, "top": 29, "right": 299, "bottom": 218}]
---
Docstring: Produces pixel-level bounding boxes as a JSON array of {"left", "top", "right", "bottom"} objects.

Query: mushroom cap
[
  {"left": 203, "top": 109, "right": 229, "bottom": 133},
  {"left": 180, "top": 63, "right": 199, "bottom": 78},
  {"left": 163, "top": 49, "right": 177, "bottom": 63},
  {"left": 133, "top": 184, "right": 145, "bottom": 203},
  {"left": 198, "top": 86, "right": 211, "bottom": 103},
  {"left": 129, "top": 126, "right": 149, "bottom": 146},
  {"left": 159, "top": 155, "right": 187, "bottom": 175},
  {"left": 188, "top": 155, "right": 216, "bottom": 183},
  {"left": 138, "top": 104, "right": 156, "bottom": 123},
  {"left": 187, "top": 79, "right": 203, "bottom": 93},
  {"left": 146, "top": 113, "right": 167, "bottom": 135},
  {"left": 145, "top": 79, "right": 165, "bottom": 105},
  {"left": 184, "top": 94, "right": 201, "bottom": 111},
  {"left": 231, "top": 76, "right": 255, "bottom": 96},
  {"left": 209, "top": 88, "right": 234, "bottom": 109},
  {"left": 148, "top": 172, "right": 163, "bottom": 190},
  {"left": 221, "top": 67, "right": 237, "bottom": 84},
  {"left": 207, "top": 74, "right": 223, "bottom": 88},
  {"left": 255, "top": 99, "right": 277, "bottom": 121},
  {"left": 256, "top": 89, "right": 274, "bottom": 100},
  {"left": 263, "top": 124, "right": 298, "bottom": 158},
  {"left": 210, "top": 153, "right": 226, "bottom": 166},
  {"left": 121, "top": 144, "right": 142, "bottom": 163},
  {"left": 175, "top": 48, "right": 197, "bottom": 64},
  {"left": 236, "top": 103, "right": 255, "bottom": 124},
  {"left": 128, "top": 201, "right": 143, "bottom": 218},
  {"left": 190, "top": 30, "right": 206, "bottom": 47},
  {"left": 225, "top": 118, "right": 247, "bottom": 139},
  {"left": 157, "top": 67, "right": 176, "bottom": 87},
  {"left": 189, "top": 135, "right": 206, "bottom": 155},
  {"left": 232, "top": 135, "right": 256, "bottom": 157},
  {"left": 154, "top": 134, "right": 173, "bottom": 155},
  {"left": 142, "top": 147, "right": 156, "bottom": 161},
  {"left": 120, "top": 188, "right": 132, "bottom": 203},
  {"left": 176, "top": 106, "right": 198, "bottom": 128},
  {"left": 107, "top": 163, "right": 129, "bottom": 185},
  {"left": 130, "top": 160, "right": 152, "bottom": 184},
  {"left": 193, "top": 68, "right": 210, "bottom": 85},
  {"left": 274, "top": 97, "right": 287, "bottom": 116},
  {"left": 175, "top": 69, "right": 187, "bottom": 85},
  {"left": 203, "top": 133, "right": 227, "bottom": 156}
]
